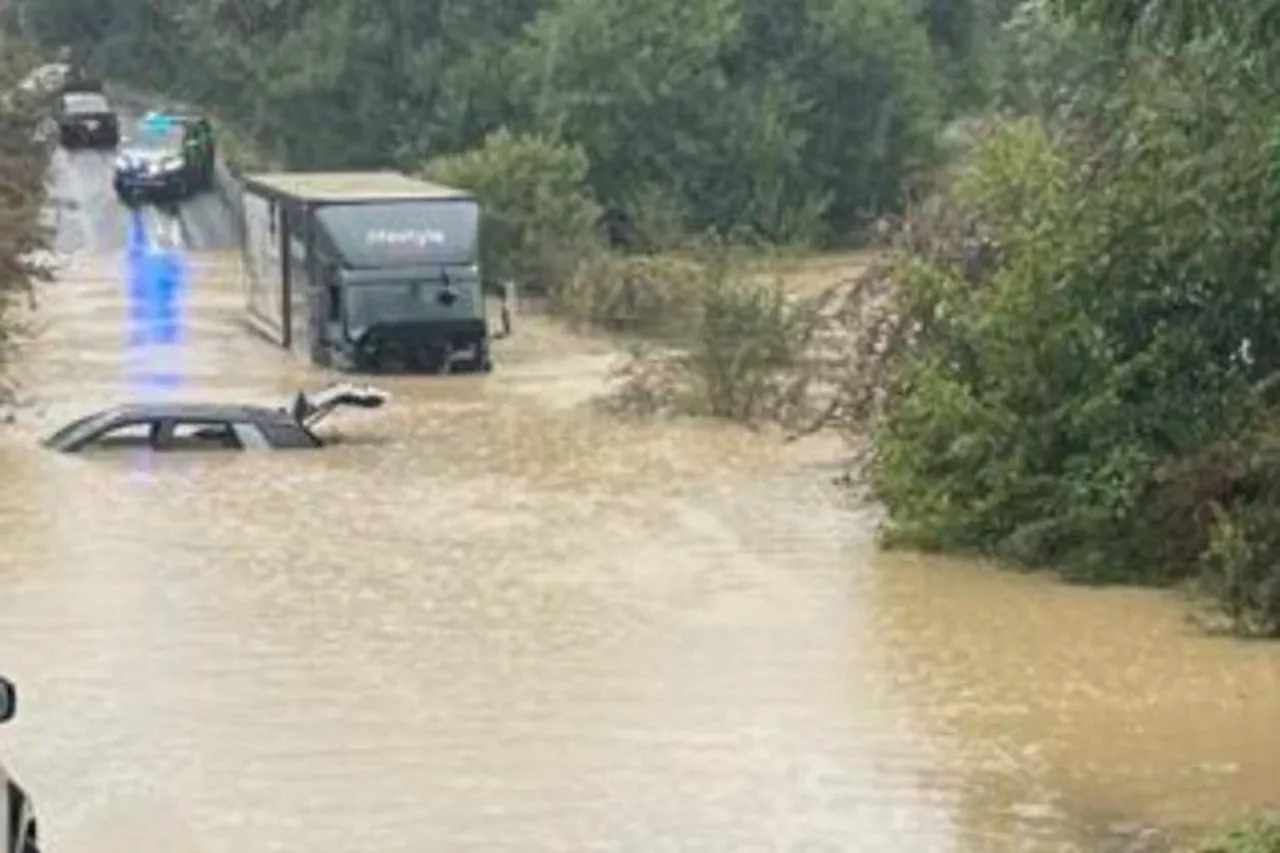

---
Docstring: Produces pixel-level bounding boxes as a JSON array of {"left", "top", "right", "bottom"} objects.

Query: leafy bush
[
  {"left": 823, "top": 55, "right": 1280, "bottom": 629},
  {"left": 597, "top": 242, "right": 830, "bottom": 421},
  {"left": 549, "top": 252, "right": 702, "bottom": 337},
  {"left": 0, "top": 47, "right": 57, "bottom": 404},
  {"left": 423, "top": 129, "right": 602, "bottom": 293}
]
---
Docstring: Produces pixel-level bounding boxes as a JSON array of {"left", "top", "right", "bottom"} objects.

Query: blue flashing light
[{"left": 139, "top": 110, "right": 175, "bottom": 132}]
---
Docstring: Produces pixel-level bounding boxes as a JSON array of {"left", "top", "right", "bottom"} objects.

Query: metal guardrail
[{"left": 211, "top": 160, "right": 245, "bottom": 242}]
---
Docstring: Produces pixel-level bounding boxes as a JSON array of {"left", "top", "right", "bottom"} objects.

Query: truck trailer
[{"left": 239, "top": 171, "right": 492, "bottom": 372}]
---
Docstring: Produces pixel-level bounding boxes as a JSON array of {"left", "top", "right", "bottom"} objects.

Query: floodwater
[{"left": 0, "top": 132, "right": 1277, "bottom": 853}]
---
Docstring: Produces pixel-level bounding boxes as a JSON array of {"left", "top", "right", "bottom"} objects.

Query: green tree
[
  {"left": 422, "top": 129, "right": 602, "bottom": 289},
  {"left": 0, "top": 43, "right": 56, "bottom": 403}
]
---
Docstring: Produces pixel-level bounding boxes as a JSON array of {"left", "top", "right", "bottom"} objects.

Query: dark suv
[
  {"left": 54, "top": 82, "right": 119, "bottom": 149},
  {"left": 113, "top": 114, "right": 216, "bottom": 205},
  {"left": 0, "top": 678, "right": 38, "bottom": 853}
]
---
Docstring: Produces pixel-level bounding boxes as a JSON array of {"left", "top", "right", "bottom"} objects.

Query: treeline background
[{"left": 11, "top": 0, "right": 1021, "bottom": 247}]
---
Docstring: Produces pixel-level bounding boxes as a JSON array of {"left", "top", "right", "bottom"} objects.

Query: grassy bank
[{"left": 1194, "top": 816, "right": 1280, "bottom": 853}]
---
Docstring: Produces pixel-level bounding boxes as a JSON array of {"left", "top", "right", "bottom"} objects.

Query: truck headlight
[{"left": 158, "top": 156, "right": 184, "bottom": 172}]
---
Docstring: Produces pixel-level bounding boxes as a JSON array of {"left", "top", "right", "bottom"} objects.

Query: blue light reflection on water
[
  {"left": 123, "top": 208, "right": 186, "bottom": 384},
  {"left": 122, "top": 208, "right": 187, "bottom": 471},
  {"left": 121, "top": 208, "right": 189, "bottom": 468}
]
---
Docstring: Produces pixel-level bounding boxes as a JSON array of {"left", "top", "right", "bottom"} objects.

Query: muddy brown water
[{"left": 0, "top": 145, "right": 1276, "bottom": 853}]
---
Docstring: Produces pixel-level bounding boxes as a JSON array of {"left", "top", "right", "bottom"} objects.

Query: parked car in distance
[{"left": 54, "top": 82, "right": 119, "bottom": 148}]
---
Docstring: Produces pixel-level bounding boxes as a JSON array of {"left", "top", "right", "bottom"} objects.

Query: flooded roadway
[{"left": 0, "top": 136, "right": 1277, "bottom": 853}]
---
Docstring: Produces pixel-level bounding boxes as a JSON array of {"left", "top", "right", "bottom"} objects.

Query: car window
[
  {"left": 62, "top": 92, "right": 109, "bottom": 113},
  {"left": 44, "top": 412, "right": 103, "bottom": 446},
  {"left": 231, "top": 422, "right": 270, "bottom": 450},
  {"left": 84, "top": 421, "right": 156, "bottom": 450},
  {"left": 258, "top": 422, "right": 318, "bottom": 448},
  {"left": 164, "top": 421, "right": 243, "bottom": 451}
]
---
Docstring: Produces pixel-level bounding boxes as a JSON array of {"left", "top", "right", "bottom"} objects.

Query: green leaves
[
  {"left": 423, "top": 129, "right": 602, "bottom": 289},
  {"left": 862, "top": 28, "right": 1280, "bottom": 619},
  {"left": 24, "top": 0, "right": 959, "bottom": 245},
  {"left": 0, "top": 42, "right": 56, "bottom": 403}
]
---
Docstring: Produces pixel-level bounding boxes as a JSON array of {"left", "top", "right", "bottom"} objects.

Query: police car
[{"left": 113, "top": 111, "right": 216, "bottom": 205}]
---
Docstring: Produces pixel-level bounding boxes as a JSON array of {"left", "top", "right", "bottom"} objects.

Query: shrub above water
[{"left": 837, "top": 72, "right": 1280, "bottom": 632}]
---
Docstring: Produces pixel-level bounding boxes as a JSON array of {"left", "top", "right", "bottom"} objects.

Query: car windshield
[
  {"left": 62, "top": 92, "right": 109, "bottom": 114},
  {"left": 42, "top": 412, "right": 113, "bottom": 448},
  {"left": 127, "top": 127, "right": 184, "bottom": 154}
]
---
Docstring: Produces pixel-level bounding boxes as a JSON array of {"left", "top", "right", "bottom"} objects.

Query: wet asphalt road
[{"left": 47, "top": 102, "right": 239, "bottom": 255}]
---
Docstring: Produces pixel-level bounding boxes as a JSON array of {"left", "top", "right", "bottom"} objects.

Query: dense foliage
[
  {"left": 823, "top": 0, "right": 1280, "bottom": 633},
  {"left": 0, "top": 41, "right": 55, "bottom": 404},
  {"left": 423, "top": 129, "right": 600, "bottom": 289},
  {"left": 12, "top": 0, "right": 1010, "bottom": 246}
]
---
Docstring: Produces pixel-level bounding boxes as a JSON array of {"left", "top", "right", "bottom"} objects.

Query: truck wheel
[
  {"left": 22, "top": 827, "right": 38, "bottom": 853},
  {"left": 466, "top": 341, "right": 493, "bottom": 373}
]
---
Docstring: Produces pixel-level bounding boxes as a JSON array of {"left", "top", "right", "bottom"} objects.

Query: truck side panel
[
  {"left": 284, "top": 202, "right": 311, "bottom": 358},
  {"left": 240, "top": 188, "right": 288, "bottom": 346}
]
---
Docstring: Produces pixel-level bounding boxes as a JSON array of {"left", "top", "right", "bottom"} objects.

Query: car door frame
[
  {"left": 154, "top": 418, "right": 246, "bottom": 451},
  {"left": 62, "top": 416, "right": 161, "bottom": 451}
]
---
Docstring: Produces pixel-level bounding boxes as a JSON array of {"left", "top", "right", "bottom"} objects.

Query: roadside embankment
[{"left": 0, "top": 46, "right": 58, "bottom": 410}]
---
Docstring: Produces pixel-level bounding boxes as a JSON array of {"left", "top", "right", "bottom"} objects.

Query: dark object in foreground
[
  {"left": 0, "top": 677, "right": 39, "bottom": 853},
  {"left": 42, "top": 383, "right": 389, "bottom": 453},
  {"left": 54, "top": 85, "right": 118, "bottom": 149}
]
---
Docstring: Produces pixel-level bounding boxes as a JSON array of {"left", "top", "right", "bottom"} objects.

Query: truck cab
[{"left": 239, "top": 172, "right": 491, "bottom": 373}]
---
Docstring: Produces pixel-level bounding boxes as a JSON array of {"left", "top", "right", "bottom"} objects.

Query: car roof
[
  {"left": 101, "top": 402, "right": 293, "bottom": 422},
  {"left": 41, "top": 402, "right": 303, "bottom": 450},
  {"left": 243, "top": 171, "right": 470, "bottom": 202}
]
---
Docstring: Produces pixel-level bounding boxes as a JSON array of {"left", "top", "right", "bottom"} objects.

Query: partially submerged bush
[
  {"left": 423, "top": 130, "right": 602, "bottom": 293},
  {"left": 550, "top": 251, "right": 703, "bottom": 337},
  {"left": 1158, "top": 430, "right": 1280, "bottom": 636},
  {"left": 600, "top": 243, "right": 834, "bottom": 421},
  {"left": 814, "top": 63, "right": 1280, "bottom": 630}
]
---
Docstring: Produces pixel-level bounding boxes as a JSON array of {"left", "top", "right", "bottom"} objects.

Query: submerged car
[
  {"left": 54, "top": 83, "right": 118, "bottom": 148},
  {"left": 113, "top": 112, "right": 216, "bottom": 205},
  {"left": 42, "top": 383, "right": 389, "bottom": 453},
  {"left": 0, "top": 678, "right": 39, "bottom": 853}
]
